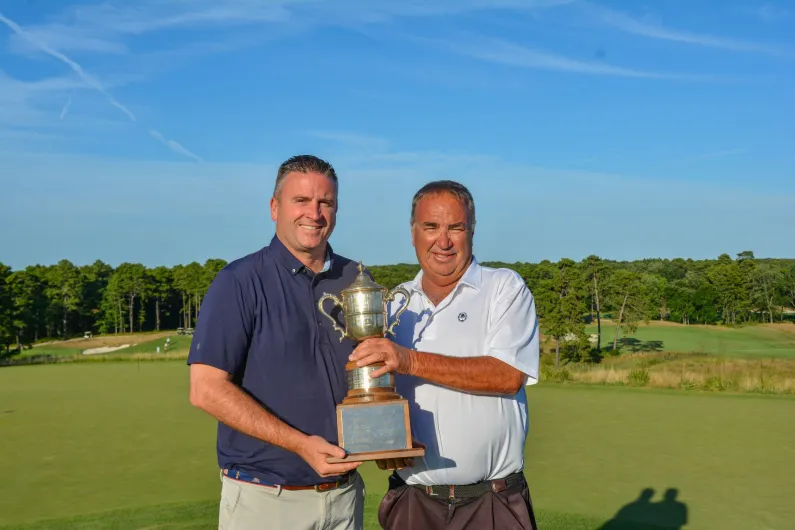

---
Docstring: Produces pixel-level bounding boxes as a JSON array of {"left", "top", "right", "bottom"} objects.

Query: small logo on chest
[{"left": 457, "top": 312, "right": 467, "bottom": 322}]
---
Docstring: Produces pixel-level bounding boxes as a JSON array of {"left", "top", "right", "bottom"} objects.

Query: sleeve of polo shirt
[
  {"left": 187, "top": 268, "right": 253, "bottom": 375},
  {"left": 484, "top": 272, "right": 540, "bottom": 384}
]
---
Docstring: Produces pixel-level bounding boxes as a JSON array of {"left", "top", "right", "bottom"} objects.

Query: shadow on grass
[
  {"left": 598, "top": 487, "right": 688, "bottom": 529},
  {"left": 603, "top": 339, "right": 665, "bottom": 355}
]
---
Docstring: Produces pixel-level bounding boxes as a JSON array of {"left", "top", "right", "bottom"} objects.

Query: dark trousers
[{"left": 377, "top": 472, "right": 538, "bottom": 530}]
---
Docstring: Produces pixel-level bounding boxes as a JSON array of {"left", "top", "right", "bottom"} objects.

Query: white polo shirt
[{"left": 386, "top": 257, "right": 540, "bottom": 486}]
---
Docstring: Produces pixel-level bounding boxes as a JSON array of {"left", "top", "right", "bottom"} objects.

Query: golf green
[{"left": 1, "top": 362, "right": 793, "bottom": 529}]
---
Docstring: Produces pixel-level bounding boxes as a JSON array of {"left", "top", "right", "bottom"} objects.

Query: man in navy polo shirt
[{"left": 187, "top": 155, "right": 365, "bottom": 529}]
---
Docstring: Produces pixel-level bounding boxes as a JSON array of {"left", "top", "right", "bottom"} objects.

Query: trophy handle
[
  {"left": 384, "top": 286, "right": 411, "bottom": 338},
  {"left": 318, "top": 293, "right": 347, "bottom": 342}
]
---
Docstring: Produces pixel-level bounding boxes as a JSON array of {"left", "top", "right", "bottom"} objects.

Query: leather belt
[
  {"left": 410, "top": 471, "right": 526, "bottom": 500},
  {"left": 222, "top": 468, "right": 353, "bottom": 492}
]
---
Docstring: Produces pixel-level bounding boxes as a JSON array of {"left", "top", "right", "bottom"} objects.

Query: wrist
[
  {"left": 407, "top": 349, "right": 419, "bottom": 376},
  {"left": 282, "top": 430, "right": 309, "bottom": 456}
]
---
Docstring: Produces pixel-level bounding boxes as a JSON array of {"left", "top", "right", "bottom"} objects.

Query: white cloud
[
  {"left": 2, "top": 0, "right": 572, "bottom": 55},
  {"left": 149, "top": 129, "right": 204, "bottom": 163},
  {"left": 587, "top": 3, "right": 793, "bottom": 57},
  {"left": 427, "top": 36, "right": 715, "bottom": 80},
  {"left": 739, "top": 3, "right": 790, "bottom": 23}
]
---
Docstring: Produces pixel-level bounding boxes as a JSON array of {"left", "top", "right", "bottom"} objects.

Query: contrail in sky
[{"left": 0, "top": 11, "right": 203, "bottom": 162}]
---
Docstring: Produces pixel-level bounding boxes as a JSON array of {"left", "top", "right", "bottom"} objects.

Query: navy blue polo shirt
[{"left": 187, "top": 235, "right": 361, "bottom": 486}]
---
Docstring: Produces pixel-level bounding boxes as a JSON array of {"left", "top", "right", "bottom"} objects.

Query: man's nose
[
  {"left": 437, "top": 231, "right": 452, "bottom": 248},
  {"left": 307, "top": 201, "right": 323, "bottom": 219}
]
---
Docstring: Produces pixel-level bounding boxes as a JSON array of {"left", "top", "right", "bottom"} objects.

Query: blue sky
[{"left": 1, "top": 0, "right": 793, "bottom": 271}]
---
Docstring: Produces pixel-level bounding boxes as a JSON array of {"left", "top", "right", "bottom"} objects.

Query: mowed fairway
[
  {"left": 586, "top": 321, "right": 795, "bottom": 358},
  {"left": 1, "top": 363, "right": 794, "bottom": 529}
]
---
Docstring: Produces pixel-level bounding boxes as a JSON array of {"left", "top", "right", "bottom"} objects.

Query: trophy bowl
[{"left": 318, "top": 262, "right": 410, "bottom": 343}]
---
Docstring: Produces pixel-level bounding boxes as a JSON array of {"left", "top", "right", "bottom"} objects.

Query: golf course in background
[
  {"left": 1, "top": 342, "right": 794, "bottom": 529},
  {"left": 585, "top": 321, "right": 795, "bottom": 359}
]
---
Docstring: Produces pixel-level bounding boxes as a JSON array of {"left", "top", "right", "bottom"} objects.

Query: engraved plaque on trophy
[{"left": 318, "top": 262, "right": 425, "bottom": 463}]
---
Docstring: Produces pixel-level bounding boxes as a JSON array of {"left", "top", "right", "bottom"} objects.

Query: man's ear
[{"left": 270, "top": 196, "right": 278, "bottom": 222}]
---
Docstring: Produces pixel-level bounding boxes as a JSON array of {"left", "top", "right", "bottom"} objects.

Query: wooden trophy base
[
  {"left": 326, "top": 363, "right": 425, "bottom": 464},
  {"left": 327, "top": 446, "right": 426, "bottom": 464}
]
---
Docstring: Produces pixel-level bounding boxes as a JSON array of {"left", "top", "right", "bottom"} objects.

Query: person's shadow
[{"left": 599, "top": 488, "right": 688, "bottom": 529}]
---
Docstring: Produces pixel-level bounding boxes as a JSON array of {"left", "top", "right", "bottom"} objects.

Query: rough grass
[
  {"left": 542, "top": 351, "right": 795, "bottom": 395},
  {"left": 1, "top": 363, "right": 794, "bottom": 529}
]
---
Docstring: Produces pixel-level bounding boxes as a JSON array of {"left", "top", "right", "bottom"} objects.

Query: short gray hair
[
  {"left": 410, "top": 180, "right": 476, "bottom": 231},
  {"left": 273, "top": 154, "right": 338, "bottom": 198}
]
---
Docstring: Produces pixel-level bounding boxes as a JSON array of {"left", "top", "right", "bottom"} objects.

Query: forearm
[
  {"left": 409, "top": 351, "right": 524, "bottom": 395},
  {"left": 191, "top": 378, "right": 307, "bottom": 454}
]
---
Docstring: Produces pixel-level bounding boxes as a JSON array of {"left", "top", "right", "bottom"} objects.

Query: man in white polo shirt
[{"left": 348, "top": 180, "right": 540, "bottom": 530}]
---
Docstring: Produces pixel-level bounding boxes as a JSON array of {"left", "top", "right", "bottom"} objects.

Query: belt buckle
[
  {"left": 315, "top": 476, "right": 345, "bottom": 492},
  {"left": 315, "top": 481, "right": 334, "bottom": 492}
]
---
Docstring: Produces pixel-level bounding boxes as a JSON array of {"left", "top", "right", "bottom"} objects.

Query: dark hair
[
  {"left": 410, "top": 180, "right": 476, "bottom": 231},
  {"left": 273, "top": 154, "right": 338, "bottom": 197}
]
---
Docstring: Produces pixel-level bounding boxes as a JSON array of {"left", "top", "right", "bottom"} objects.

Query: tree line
[
  {"left": 0, "top": 258, "right": 227, "bottom": 354},
  {"left": 1, "top": 251, "right": 794, "bottom": 361},
  {"left": 369, "top": 251, "right": 795, "bottom": 366}
]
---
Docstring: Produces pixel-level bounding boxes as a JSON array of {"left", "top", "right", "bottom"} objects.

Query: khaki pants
[{"left": 218, "top": 471, "right": 365, "bottom": 530}]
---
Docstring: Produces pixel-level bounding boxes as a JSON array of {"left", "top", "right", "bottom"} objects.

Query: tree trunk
[
  {"left": 594, "top": 275, "right": 602, "bottom": 353},
  {"left": 555, "top": 338, "right": 560, "bottom": 368},
  {"left": 128, "top": 294, "right": 135, "bottom": 334},
  {"left": 194, "top": 292, "right": 200, "bottom": 325},
  {"left": 155, "top": 298, "right": 161, "bottom": 331},
  {"left": 63, "top": 295, "right": 68, "bottom": 337},
  {"left": 185, "top": 294, "right": 190, "bottom": 328},
  {"left": 118, "top": 298, "right": 124, "bottom": 333},
  {"left": 16, "top": 331, "right": 21, "bottom": 351},
  {"left": 613, "top": 293, "right": 628, "bottom": 352}
]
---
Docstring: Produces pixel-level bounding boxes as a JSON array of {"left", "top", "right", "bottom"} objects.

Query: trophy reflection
[{"left": 318, "top": 262, "right": 425, "bottom": 463}]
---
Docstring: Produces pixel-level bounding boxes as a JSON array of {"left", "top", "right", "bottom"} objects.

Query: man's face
[
  {"left": 411, "top": 192, "right": 473, "bottom": 284},
  {"left": 270, "top": 171, "right": 337, "bottom": 257}
]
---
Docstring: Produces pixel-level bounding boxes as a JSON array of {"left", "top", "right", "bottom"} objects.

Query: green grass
[
  {"left": 586, "top": 321, "right": 795, "bottom": 358},
  {"left": 1, "top": 363, "right": 794, "bottom": 529}
]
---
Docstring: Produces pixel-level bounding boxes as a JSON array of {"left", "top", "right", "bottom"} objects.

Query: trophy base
[
  {"left": 326, "top": 446, "right": 425, "bottom": 464},
  {"left": 331, "top": 398, "right": 423, "bottom": 462}
]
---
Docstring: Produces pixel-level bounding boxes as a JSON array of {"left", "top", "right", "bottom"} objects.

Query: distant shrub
[
  {"left": 627, "top": 369, "right": 650, "bottom": 387},
  {"left": 677, "top": 378, "right": 698, "bottom": 391},
  {"left": 539, "top": 353, "right": 556, "bottom": 367},
  {"left": 703, "top": 376, "right": 727, "bottom": 392},
  {"left": 541, "top": 365, "right": 571, "bottom": 383}
]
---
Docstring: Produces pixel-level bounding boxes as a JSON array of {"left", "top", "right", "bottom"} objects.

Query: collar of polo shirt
[
  {"left": 408, "top": 255, "right": 483, "bottom": 301},
  {"left": 269, "top": 234, "right": 333, "bottom": 275}
]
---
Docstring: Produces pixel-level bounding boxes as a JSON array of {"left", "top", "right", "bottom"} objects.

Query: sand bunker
[{"left": 82, "top": 344, "right": 132, "bottom": 355}]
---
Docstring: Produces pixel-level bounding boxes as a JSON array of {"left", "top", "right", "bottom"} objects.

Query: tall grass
[{"left": 541, "top": 351, "right": 795, "bottom": 395}]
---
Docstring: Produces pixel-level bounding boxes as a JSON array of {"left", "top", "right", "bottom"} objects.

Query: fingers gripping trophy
[{"left": 318, "top": 262, "right": 425, "bottom": 464}]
